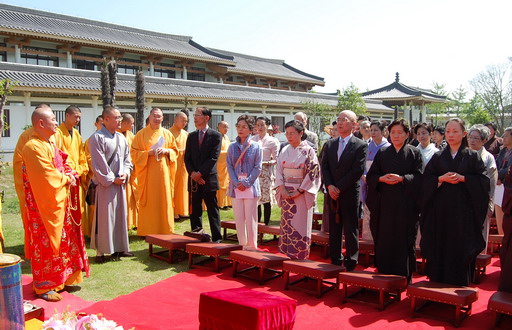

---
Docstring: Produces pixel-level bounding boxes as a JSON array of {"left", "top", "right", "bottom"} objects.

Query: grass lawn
[{"left": 0, "top": 163, "right": 323, "bottom": 301}]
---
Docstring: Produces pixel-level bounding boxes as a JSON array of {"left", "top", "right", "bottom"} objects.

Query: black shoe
[
  {"left": 95, "top": 255, "right": 107, "bottom": 264},
  {"left": 113, "top": 251, "right": 134, "bottom": 258},
  {"left": 214, "top": 239, "right": 222, "bottom": 243}
]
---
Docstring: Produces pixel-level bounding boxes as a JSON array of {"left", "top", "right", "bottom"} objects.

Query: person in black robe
[
  {"left": 420, "top": 118, "right": 490, "bottom": 286},
  {"left": 367, "top": 119, "right": 423, "bottom": 281},
  {"left": 499, "top": 165, "right": 512, "bottom": 292}
]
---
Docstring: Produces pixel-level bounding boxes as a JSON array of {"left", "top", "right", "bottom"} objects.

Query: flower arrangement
[{"left": 42, "top": 308, "right": 123, "bottom": 330}]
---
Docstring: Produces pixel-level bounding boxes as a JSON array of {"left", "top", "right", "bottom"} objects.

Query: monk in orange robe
[
  {"left": 170, "top": 111, "right": 189, "bottom": 219},
  {"left": 56, "top": 106, "right": 89, "bottom": 235},
  {"left": 119, "top": 113, "right": 138, "bottom": 229},
  {"left": 22, "top": 105, "right": 89, "bottom": 301},
  {"left": 216, "top": 121, "right": 231, "bottom": 209},
  {"left": 131, "top": 108, "right": 178, "bottom": 236}
]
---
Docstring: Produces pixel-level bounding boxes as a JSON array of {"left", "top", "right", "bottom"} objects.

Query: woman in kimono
[
  {"left": 360, "top": 121, "right": 390, "bottom": 240},
  {"left": 276, "top": 120, "right": 321, "bottom": 259},
  {"left": 366, "top": 119, "right": 423, "bottom": 281},
  {"left": 415, "top": 123, "right": 438, "bottom": 170},
  {"left": 432, "top": 126, "right": 447, "bottom": 151},
  {"left": 252, "top": 116, "right": 280, "bottom": 225},
  {"left": 420, "top": 118, "right": 490, "bottom": 286}
]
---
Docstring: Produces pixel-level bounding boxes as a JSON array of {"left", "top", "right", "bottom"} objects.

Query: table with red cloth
[{"left": 199, "top": 288, "right": 297, "bottom": 330}]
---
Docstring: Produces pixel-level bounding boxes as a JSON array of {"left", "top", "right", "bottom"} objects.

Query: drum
[{"left": 0, "top": 253, "right": 24, "bottom": 330}]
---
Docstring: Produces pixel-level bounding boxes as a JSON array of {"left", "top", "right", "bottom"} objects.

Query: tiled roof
[
  {"left": 209, "top": 48, "right": 325, "bottom": 85},
  {"left": 0, "top": 4, "right": 234, "bottom": 64},
  {"left": 363, "top": 75, "right": 446, "bottom": 103},
  {"left": 0, "top": 63, "right": 391, "bottom": 113}
]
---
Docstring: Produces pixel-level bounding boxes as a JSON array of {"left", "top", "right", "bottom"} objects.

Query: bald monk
[
  {"left": 13, "top": 104, "right": 62, "bottom": 257},
  {"left": 56, "top": 105, "right": 89, "bottom": 235},
  {"left": 83, "top": 115, "right": 104, "bottom": 234},
  {"left": 131, "top": 108, "right": 179, "bottom": 236},
  {"left": 216, "top": 121, "right": 231, "bottom": 209},
  {"left": 170, "top": 111, "right": 189, "bottom": 219},
  {"left": 21, "top": 105, "right": 89, "bottom": 301},
  {"left": 118, "top": 113, "right": 138, "bottom": 229}
]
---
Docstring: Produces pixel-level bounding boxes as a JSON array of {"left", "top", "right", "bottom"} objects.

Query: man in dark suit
[
  {"left": 184, "top": 107, "right": 223, "bottom": 242},
  {"left": 321, "top": 110, "right": 367, "bottom": 270}
]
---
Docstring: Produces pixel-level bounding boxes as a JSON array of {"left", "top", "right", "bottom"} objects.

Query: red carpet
[{"left": 23, "top": 244, "right": 512, "bottom": 329}]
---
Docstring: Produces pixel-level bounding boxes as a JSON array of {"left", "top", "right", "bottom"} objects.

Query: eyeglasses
[
  {"left": 193, "top": 114, "right": 205, "bottom": 117},
  {"left": 337, "top": 117, "right": 351, "bottom": 123}
]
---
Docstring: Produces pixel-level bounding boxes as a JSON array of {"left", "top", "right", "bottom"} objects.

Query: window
[
  {"left": 1, "top": 109, "right": 10, "bottom": 137},
  {"left": 271, "top": 116, "right": 285, "bottom": 134},
  {"left": 21, "top": 46, "right": 59, "bottom": 67},
  {"left": 73, "top": 52, "right": 102, "bottom": 71},
  {"left": 0, "top": 43, "right": 6, "bottom": 62},
  {"left": 210, "top": 114, "right": 224, "bottom": 129},
  {"left": 154, "top": 68, "right": 175, "bottom": 78},
  {"left": 54, "top": 110, "right": 81, "bottom": 133},
  {"left": 188, "top": 67, "right": 205, "bottom": 82}
]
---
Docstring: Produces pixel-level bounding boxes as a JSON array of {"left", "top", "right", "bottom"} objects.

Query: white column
[
  {"left": 23, "top": 92, "right": 31, "bottom": 127},
  {"left": 421, "top": 103, "right": 426, "bottom": 123},
  {"left": 14, "top": 44, "right": 21, "bottom": 63},
  {"left": 67, "top": 51, "right": 72, "bottom": 68},
  {"left": 182, "top": 66, "right": 188, "bottom": 80},
  {"left": 149, "top": 62, "right": 154, "bottom": 76}
]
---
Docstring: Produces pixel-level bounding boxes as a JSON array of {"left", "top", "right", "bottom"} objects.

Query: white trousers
[{"left": 232, "top": 197, "right": 259, "bottom": 250}]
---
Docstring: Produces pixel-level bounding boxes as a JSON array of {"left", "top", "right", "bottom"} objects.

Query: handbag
[{"left": 85, "top": 135, "right": 119, "bottom": 205}]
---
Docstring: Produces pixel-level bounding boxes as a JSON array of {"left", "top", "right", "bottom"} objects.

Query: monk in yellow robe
[
  {"left": 170, "top": 112, "right": 189, "bottom": 219},
  {"left": 131, "top": 108, "right": 178, "bottom": 236},
  {"left": 56, "top": 106, "right": 89, "bottom": 235},
  {"left": 22, "top": 105, "right": 89, "bottom": 301},
  {"left": 216, "top": 121, "right": 231, "bottom": 209},
  {"left": 119, "top": 113, "right": 138, "bottom": 229}
]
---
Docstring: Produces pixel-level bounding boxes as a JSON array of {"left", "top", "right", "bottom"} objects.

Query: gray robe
[{"left": 89, "top": 126, "right": 132, "bottom": 255}]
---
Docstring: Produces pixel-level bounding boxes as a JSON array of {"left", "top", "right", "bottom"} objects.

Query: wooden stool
[
  {"left": 473, "top": 254, "right": 492, "bottom": 284},
  {"left": 488, "top": 234, "right": 504, "bottom": 254},
  {"left": 339, "top": 271, "right": 408, "bottom": 310},
  {"left": 230, "top": 250, "right": 290, "bottom": 284},
  {"left": 283, "top": 259, "right": 345, "bottom": 298},
  {"left": 311, "top": 230, "right": 329, "bottom": 258},
  {"left": 186, "top": 242, "right": 243, "bottom": 272},
  {"left": 407, "top": 280, "right": 478, "bottom": 327},
  {"left": 220, "top": 220, "right": 237, "bottom": 241},
  {"left": 488, "top": 291, "right": 512, "bottom": 328},
  {"left": 146, "top": 234, "right": 201, "bottom": 263},
  {"left": 257, "top": 224, "right": 281, "bottom": 244},
  {"left": 359, "top": 240, "right": 374, "bottom": 267},
  {"left": 312, "top": 212, "right": 323, "bottom": 230}
]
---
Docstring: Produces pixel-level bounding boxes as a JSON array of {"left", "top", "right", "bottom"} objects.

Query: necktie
[
  {"left": 337, "top": 138, "right": 345, "bottom": 160},
  {"left": 198, "top": 130, "right": 204, "bottom": 147}
]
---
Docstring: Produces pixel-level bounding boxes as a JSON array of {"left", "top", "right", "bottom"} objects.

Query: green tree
[
  {"left": 337, "top": 83, "right": 367, "bottom": 115},
  {"left": 427, "top": 82, "right": 449, "bottom": 126},
  {"left": 301, "top": 100, "right": 334, "bottom": 141},
  {"left": 451, "top": 85, "right": 467, "bottom": 117},
  {"left": 462, "top": 94, "right": 492, "bottom": 126},
  {"left": 470, "top": 62, "right": 512, "bottom": 133}
]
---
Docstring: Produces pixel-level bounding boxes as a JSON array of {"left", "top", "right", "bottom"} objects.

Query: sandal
[{"left": 38, "top": 290, "right": 63, "bottom": 302}]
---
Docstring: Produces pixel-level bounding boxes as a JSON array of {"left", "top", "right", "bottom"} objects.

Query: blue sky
[{"left": 2, "top": 0, "right": 511, "bottom": 98}]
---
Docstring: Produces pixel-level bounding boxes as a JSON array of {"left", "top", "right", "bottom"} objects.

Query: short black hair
[
  {"left": 413, "top": 122, "right": 433, "bottom": 135},
  {"left": 484, "top": 122, "right": 497, "bottom": 131},
  {"left": 434, "top": 125, "right": 445, "bottom": 135},
  {"left": 256, "top": 116, "right": 271, "bottom": 126},
  {"left": 65, "top": 105, "right": 81, "bottom": 114},
  {"left": 388, "top": 118, "right": 410, "bottom": 134},
  {"left": 284, "top": 120, "right": 307, "bottom": 141},
  {"left": 197, "top": 107, "right": 212, "bottom": 119},
  {"left": 370, "top": 120, "right": 386, "bottom": 132}
]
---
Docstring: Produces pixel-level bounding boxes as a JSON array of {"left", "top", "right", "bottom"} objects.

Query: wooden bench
[
  {"left": 186, "top": 242, "right": 243, "bottom": 272},
  {"left": 257, "top": 223, "right": 281, "bottom": 244},
  {"left": 359, "top": 240, "right": 374, "bottom": 267},
  {"left": 338, "top": 271, "right": 408, "bottom": 310},
  {"left": 311, "top": 230, "right": 329, "bottom": 258},
  {"left": 488, "top": 291, "right": 512, "bottom": 328},
  {"left": 220, "top": 220, "right": 237, "bottom": 241},
  {"left": 145, "top": 234, "right": 201, "bottom": 263},
  {"left": 473, "top": 254, "right": 492, "bottom": 284},
  {"left": 407, "top": 280, "right": 478, "bottom": 327},
  {"left": 229, "top": 250, "right": 290, "bottom": 284},
  {"left": 283, "top": 259, "right": 345, "bottom": 298}
]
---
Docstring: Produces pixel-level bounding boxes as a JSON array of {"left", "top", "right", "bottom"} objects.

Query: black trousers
[
  {"left": 328, "top": 197, "right": 359, "bottom": 270},
  {"left": 258, "top": 202, "right": 271, "bottom": 225},
  {"left": 190, "top": 187, "right": 221, "bottom": 242}
]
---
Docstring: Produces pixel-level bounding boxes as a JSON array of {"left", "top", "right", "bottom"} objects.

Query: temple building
[
  {"left": 363, "top": 73, "right": 447, "bottom": 124},
  {"left": 0, "top": 4, "right": 393, "bottom": 159}
]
